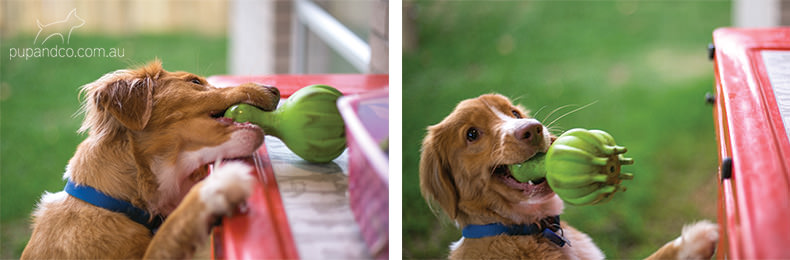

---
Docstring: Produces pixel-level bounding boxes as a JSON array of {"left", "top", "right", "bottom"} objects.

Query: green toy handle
[{"left": 224, "top": 85, "right": 347, "bottom": 163}]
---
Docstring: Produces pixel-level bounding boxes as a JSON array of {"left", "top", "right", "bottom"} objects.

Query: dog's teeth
[{"left": 528, "top": 180, "right": 534, "bottom": 185}]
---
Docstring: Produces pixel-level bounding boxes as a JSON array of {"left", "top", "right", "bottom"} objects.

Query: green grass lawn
[
  {"left": 0, "top": 33, "right": 227, "bottom": 258},
  {"left": 403, "top": 1, "right": 729, "bottom": 258}
]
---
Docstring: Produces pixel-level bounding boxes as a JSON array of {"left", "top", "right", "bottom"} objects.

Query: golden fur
[
  {"left": 420, "top": 94, "right": 718, "bottom": 259},
  {"left": 22, "top": 61, "right": 279, "bottom": 258}
]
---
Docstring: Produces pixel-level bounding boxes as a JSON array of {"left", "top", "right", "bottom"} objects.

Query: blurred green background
[
  {"left": 0, "top": 33, "right": 228, "bottom": 258},
  {"left": 403, "top": 1, "right": 728, "bottom": 259}
]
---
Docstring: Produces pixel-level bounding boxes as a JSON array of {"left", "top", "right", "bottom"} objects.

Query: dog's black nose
[{"left": 516, "top": 122, "right": 543, "bottom": 144}]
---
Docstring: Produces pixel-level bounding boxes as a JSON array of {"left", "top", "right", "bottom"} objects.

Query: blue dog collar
[
  {"left": 64, "top": 180, "right": 163, "bottom": 234},
  {"left": 461, "top": 215, "right": 569, "bottom": 247}
]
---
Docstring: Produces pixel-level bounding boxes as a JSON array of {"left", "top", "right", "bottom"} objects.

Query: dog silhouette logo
[{"left": 33, "top": 8, "right": 85, "bottom": 45}]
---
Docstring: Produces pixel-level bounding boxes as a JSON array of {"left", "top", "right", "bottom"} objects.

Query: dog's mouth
[
  {"left": 188, "top": 103, "right": 271, "bottom": 179},
  {"left": 493, "top": 164, "right": 546, "bottom": 186},
  {"left": 208, "top": 102, "right": 269, "bottom": 128},
  {"left": 211, "top": 115, "right": 260, "bottom": 131},
  {"left": 492, "top": 154, "right": 552, "bottom": 197},
  {"left": 210, "top": 110, "right": 226, "bottom": 119}
]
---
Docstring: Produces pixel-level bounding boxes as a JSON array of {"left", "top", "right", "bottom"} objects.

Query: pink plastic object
[
  {"left": 337, "top": 88, "right": 389, "bottom": 259},
  {"left": 712, "top": 27, "right": 790, "bottom": 259}
]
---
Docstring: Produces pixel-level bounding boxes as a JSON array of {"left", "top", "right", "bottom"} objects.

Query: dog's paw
[
  {"left": 675, "top": 220, "right": 719, "bottom": 259},
  {"left": 199, "top": 161, "right": 255, "bottom": 215}
]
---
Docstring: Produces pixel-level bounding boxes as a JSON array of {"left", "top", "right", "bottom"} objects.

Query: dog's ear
[
  {"left": 419, "top": 125, "right": 459, "bottom": 219},
  {"left": 96, "top": 77, "right": 154, "bottom": 131},
  {"left": 89, "top": 61, "right": 163, "bottom": 132}
]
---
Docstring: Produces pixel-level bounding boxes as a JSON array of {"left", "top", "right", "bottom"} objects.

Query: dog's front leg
[
  {"left": 646, "top": 220, "right": 719, "bottom": 260},
  {"left": 144, "top": 162, "right": 254, "bottom": 259}
]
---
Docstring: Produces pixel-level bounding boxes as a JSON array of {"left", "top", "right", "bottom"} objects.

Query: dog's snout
[
  {"left": 259, "top": 84, "right": 280, "bottom": 100},
  {"left": 516, "top": 122, "right": 543, "bottom": 144}
]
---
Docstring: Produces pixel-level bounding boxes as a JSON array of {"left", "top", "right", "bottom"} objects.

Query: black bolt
[
  {"left": 705, "top": 92, "right": 716, "bottom": 105},
  {"left": 721, "top": 157, "right": 733, "bottom": 182}
]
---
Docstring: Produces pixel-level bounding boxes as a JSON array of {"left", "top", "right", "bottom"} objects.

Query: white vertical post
[
  {"left": 734, "top": 0, "right": 779, "bottom": 27},
  {"left": 229, "top": 0, "right": 275, "bottom": 75},
  {"left": 290, "top": 7, "right": 307, "bottom": 74}
]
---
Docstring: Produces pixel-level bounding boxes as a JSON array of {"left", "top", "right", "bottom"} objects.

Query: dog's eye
[
  {"left": 512, "top": 110, "right": 522, "bottom": 119},
  {"left": 189, "top": 78, "right": 202, "bottom": 85},
  {"left": 466, "top": 127, "right": 480, "bottom": 142}
]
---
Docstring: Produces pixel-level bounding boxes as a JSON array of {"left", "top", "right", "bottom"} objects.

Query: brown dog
[
  {"left": 22, "top": 61, "right": 280, "bottom": 258},
  {"left": 420, "top": 94, "right": 718, "bottom": 259}
]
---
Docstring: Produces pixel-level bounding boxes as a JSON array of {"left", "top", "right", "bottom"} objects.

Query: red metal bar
[
  {"left": 211, "top": 145, "right": 299, "bottom": 259},
  {"left": 712, "top": 27, "right": 790, "bottom": 259},
  {"left": 207, "top": 74, "right": 389, "bottom": 98}
]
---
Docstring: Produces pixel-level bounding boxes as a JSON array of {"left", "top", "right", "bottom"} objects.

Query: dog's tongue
[
  {"left": 498, "top": 173, "right": 552, "bottom": 199},
  {"left": 216, "top": 117, "right": 234, "bottom": 124},
  {"left": 500, "top": 174, "right": 531, "bottom": 190}
]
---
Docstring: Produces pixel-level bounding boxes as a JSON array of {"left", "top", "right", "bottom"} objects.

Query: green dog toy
[
  {"left": 509, "top": 128, "right": 634, "bottom": 205},
  {"left": 224, "top": 85, "right": 346, "bottom": 163}
]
